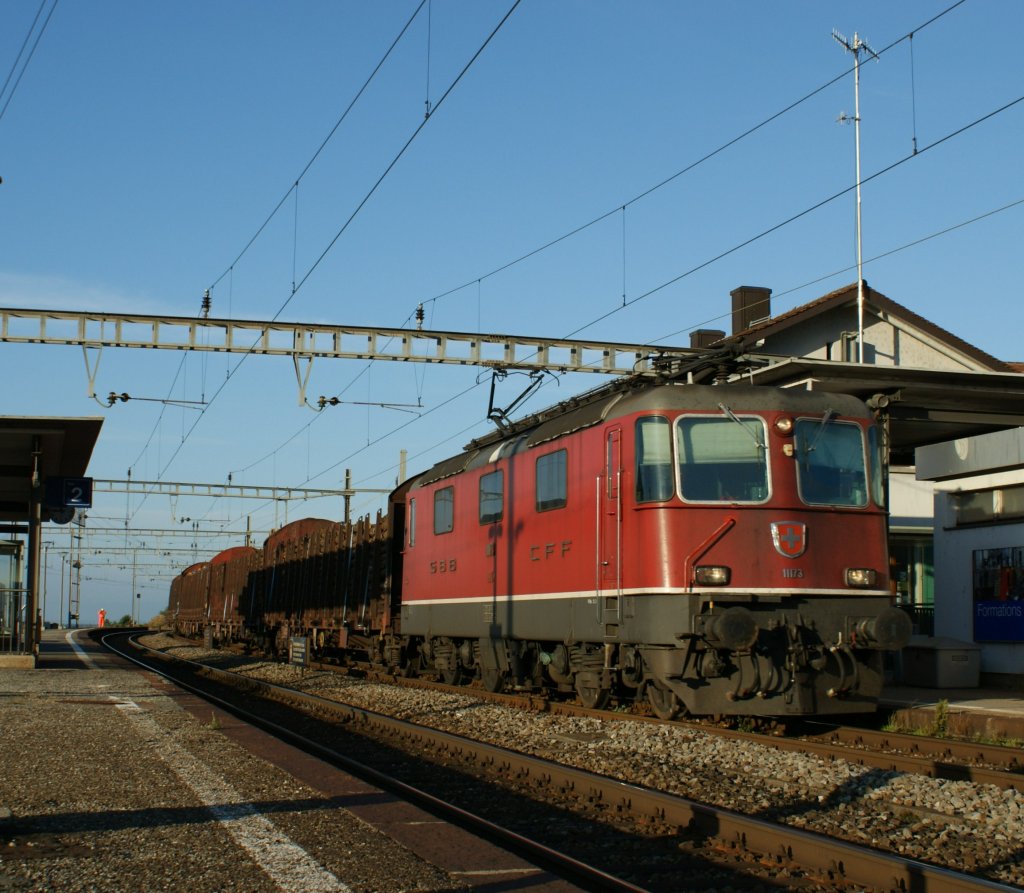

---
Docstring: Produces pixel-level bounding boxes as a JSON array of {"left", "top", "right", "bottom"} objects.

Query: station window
[
  {"left": 536, "top": 449, "right": 567, "bottom": 512},
  {"left": 434, "top": 486, "right": 454, "bottom": 534},
  {"left": 635, "top": 416, "right": 673, "bottom": 502},
  {"left": 479, "top": 469, "right": 504, "bottom": 524},
  {"left": 954, "top": 484, "right": 1024, "bottom": 525}
]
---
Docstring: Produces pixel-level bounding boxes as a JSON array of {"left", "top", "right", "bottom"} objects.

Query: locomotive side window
[
  {"left": 408, "top": 498, "right": 416, "bottom": 547},
  {"left": 434, "top": 486, "right": 454, "bottom": 534},
  {"left": 676, "top": 416, "right": 769, "bottom": 503},
  {"left": 794, "top": 417, "right": 868, "bottom": 507},
  {"left": 536, "top": 449, "right": 567, "bottom": 511},
  {"left": 479, "top": 469, "right": 504, "bottom": 524},
  {"left": 635, "top": 416, "right": 673, "bottom": 502}
]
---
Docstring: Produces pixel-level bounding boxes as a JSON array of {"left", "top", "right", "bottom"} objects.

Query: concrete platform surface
[
  {"left": 880, "top": 684, "right": 1024, "bottom": 739},
  {"left": 0, "top": 629, "right": 583, "bottom": 893}
]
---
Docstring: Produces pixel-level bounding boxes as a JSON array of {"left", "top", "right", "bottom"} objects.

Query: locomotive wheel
[
  {"left": 647, "top": 681, "right": 682, "bottom": 720},
  {"left": 440, "top": 665, "right": 463, "bottom": 686},
  {"left": 480, "top": 667, "right": 506, "bottom": 693},
  {"left": 575, "top": 673, "right": 611, "bottom": 710}
]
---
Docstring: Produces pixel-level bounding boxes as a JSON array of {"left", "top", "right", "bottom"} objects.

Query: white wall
[
  {"left": 933, "top": 482, "right": 1024, "bottom": 677},
  {"left": 889, "top": 469, "right": 934, "bottom": 531}
]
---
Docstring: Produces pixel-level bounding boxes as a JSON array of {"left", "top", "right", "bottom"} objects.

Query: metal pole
[
  {"left": 42, "top": 542, "right": 51, "bottom": 627},
  {"left": 853, "top": 32, "right": 865, "bottom": 364},
  {"left": 67, "top": 527, "right": 73, "bottom": 628},
  {"left": 833, "top": 28, "right": 875, "bottom": 365},
  {"left": 59, "top": 554, "right": 65, "bottom": 630},
  {"left": 26, "top": 440, "right": 42, "bottom": 655},
  {"left": 344, "top": 469, "right": 352, "bottom": 526}
]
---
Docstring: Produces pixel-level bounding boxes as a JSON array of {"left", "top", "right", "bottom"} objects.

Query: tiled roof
[{"left": 725, "top": 281, "right": 1013, "bottom": 373}]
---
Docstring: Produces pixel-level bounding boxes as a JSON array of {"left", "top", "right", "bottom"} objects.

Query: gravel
[{"left": 146, "top": 634, "right": 1024, "bottom": 888}]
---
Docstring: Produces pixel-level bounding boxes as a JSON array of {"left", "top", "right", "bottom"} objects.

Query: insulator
[
  {"left": 201, "top": 289, "right": 212, "bottom": 318},
  {"left": 415, "top": 303, "right": 425, "bottom": 330}
]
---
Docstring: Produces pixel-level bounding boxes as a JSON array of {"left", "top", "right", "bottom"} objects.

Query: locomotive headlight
[
  {"left": 845, "top": 568, "right": 878, "bottom": 588},
  {"left": 695, "top": 565, "right": 730, "bottom": 586},
  {"left": 774, "top": 416, "right": 794, "bottom": 435}
]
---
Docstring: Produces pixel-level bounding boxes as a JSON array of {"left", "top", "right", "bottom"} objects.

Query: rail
[{"left": 108, "top": 631, "right": 1015, "bottom": 893}]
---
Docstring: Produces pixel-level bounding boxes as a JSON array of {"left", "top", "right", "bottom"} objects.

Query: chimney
[
  {"left": 689, "top": 328, "right": 726, "bottom": 349},
  {"left": 730, "top": 286, "right": 772, "bottom": 334}
]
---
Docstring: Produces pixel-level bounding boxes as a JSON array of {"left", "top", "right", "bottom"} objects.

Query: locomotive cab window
[
  {"left": 635, "top": 416, "right": 673, "bottom": 502},
  {"left": 676, "top": 415, "right": 768, "bottom": 503},
  {"left": 479, "top": 469, "right": 504, "bottom": 524},
  {"left": 536, "top": 449, "right": 567, "bottom": 512},
  {"left": 794, "top": 416, "right": 868, "bottom": 507},
  {"left": 868, "top": 426, "right": 885, "bottom": 508},
  {"left": 434, "top": 486, "right": 454, "bottom": 534}
]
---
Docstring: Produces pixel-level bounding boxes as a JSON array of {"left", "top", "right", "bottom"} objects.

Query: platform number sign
[
  {"left": 45, "top": 476, "right": 93, "bottom": 509},
  {"left": 63, "top": 477, "right": 92, "bottom": 508}
]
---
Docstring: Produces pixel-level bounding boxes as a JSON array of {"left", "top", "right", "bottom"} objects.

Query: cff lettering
[{"left": 530, "top": 541, "right": 572, "bottom": 561}]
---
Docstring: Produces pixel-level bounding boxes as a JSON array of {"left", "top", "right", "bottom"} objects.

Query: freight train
[{"left": 169, "top": 376, "right": 911, "bottom": 718}]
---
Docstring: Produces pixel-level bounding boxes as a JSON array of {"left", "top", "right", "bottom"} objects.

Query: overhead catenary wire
[
  {"left": 0, "top": 0, "right": 59, "bottom": 125},
  {"left": 221, "top": 46, "right": 1019, "bottom": 528},
  {"left": 414, "top": 0, "right": 969, "bottom": 318},
  {"left": 128, "top": 1, "right": 522, "bottom": 522},
  {"left": 651, "top": 196, "right": 1024, "bottom": 346},
  {"left": 206, "top": 0, "right": 430, "bottom": 295},
  {"left": 140, "top": 0, "right": 981, "bottom": 533},
  {"left": 214, "top": 0, "right": 973, "bottom": 492},
  {"left": 224, "top": 192, "right": 1024, "bottom": 523},
  {"left": 562, "top": 91, "right": 1024, "bottom": 341},
  {"left": 288, "top": 91, "right": 1024, "bottom": 519}
]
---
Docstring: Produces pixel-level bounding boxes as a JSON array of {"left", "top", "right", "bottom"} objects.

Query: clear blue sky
[{"left": 1, "top": 1, "right": 1021, "bottom": 624}]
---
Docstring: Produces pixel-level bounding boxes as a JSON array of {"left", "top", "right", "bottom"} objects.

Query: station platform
[
  {"left": 879, "top": 684, "right": 1024, "bottom": 740},
  {"left": 0, "top": 628, "right": 581, "bottom": 893}
]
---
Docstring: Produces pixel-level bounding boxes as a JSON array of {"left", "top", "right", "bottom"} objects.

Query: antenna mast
[{"left": 833, "top": 29, "right": 878, "bottom": 364}]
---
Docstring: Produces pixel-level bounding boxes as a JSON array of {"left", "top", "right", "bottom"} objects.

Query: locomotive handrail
[{"left": 683, "top": 517, "right": 737, "bottom": 591}]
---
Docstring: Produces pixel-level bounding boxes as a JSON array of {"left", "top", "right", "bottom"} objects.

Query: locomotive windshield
[
  {"left": 794, "top": 416, "right": 869, "bottom": 507},
  {"left": 676, "top": 415, "right": 769, "bottom": 503}
]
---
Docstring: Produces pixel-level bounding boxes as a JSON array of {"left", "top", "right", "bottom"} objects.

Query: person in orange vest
[{"left": 98, "top": 608, "right": 106, "bottom": 628}]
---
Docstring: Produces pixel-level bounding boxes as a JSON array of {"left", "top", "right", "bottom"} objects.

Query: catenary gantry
[{"left": 0, "top": 307, "right": 699, "bottom": 404}]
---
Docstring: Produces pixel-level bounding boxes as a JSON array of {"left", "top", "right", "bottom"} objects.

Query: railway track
[
  {"left": 106, "top": 631, "right": 1020, "bottom": 892},
  {"left": 302, "top": 651, "right": 1024, "bottom": 792}
]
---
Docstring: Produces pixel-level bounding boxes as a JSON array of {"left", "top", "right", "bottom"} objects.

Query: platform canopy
[
  {"left": 0, "top": 417, "right": 103, "bottom": 523},
  {"left": 738, "top": 359, "right": 1024, "bottom": 462}
]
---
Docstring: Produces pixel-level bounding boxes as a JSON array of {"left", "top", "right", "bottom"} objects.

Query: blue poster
[{"left": 973, "top": 547, "right": 1024, "bottom": 642}]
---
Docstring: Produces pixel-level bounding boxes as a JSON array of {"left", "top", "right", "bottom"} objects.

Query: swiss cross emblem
[{"left": 771, "top": 521, "right": 807, "bottom": 558}]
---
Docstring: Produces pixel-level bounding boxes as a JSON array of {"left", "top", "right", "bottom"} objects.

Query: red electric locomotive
[{"left": 400, "top": 378, "right": 910, "bottom": 717}]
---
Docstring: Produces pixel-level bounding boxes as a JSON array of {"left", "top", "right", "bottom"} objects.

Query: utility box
[{"left": 900, "top": 636, "right": 981, "bottom": 688}]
